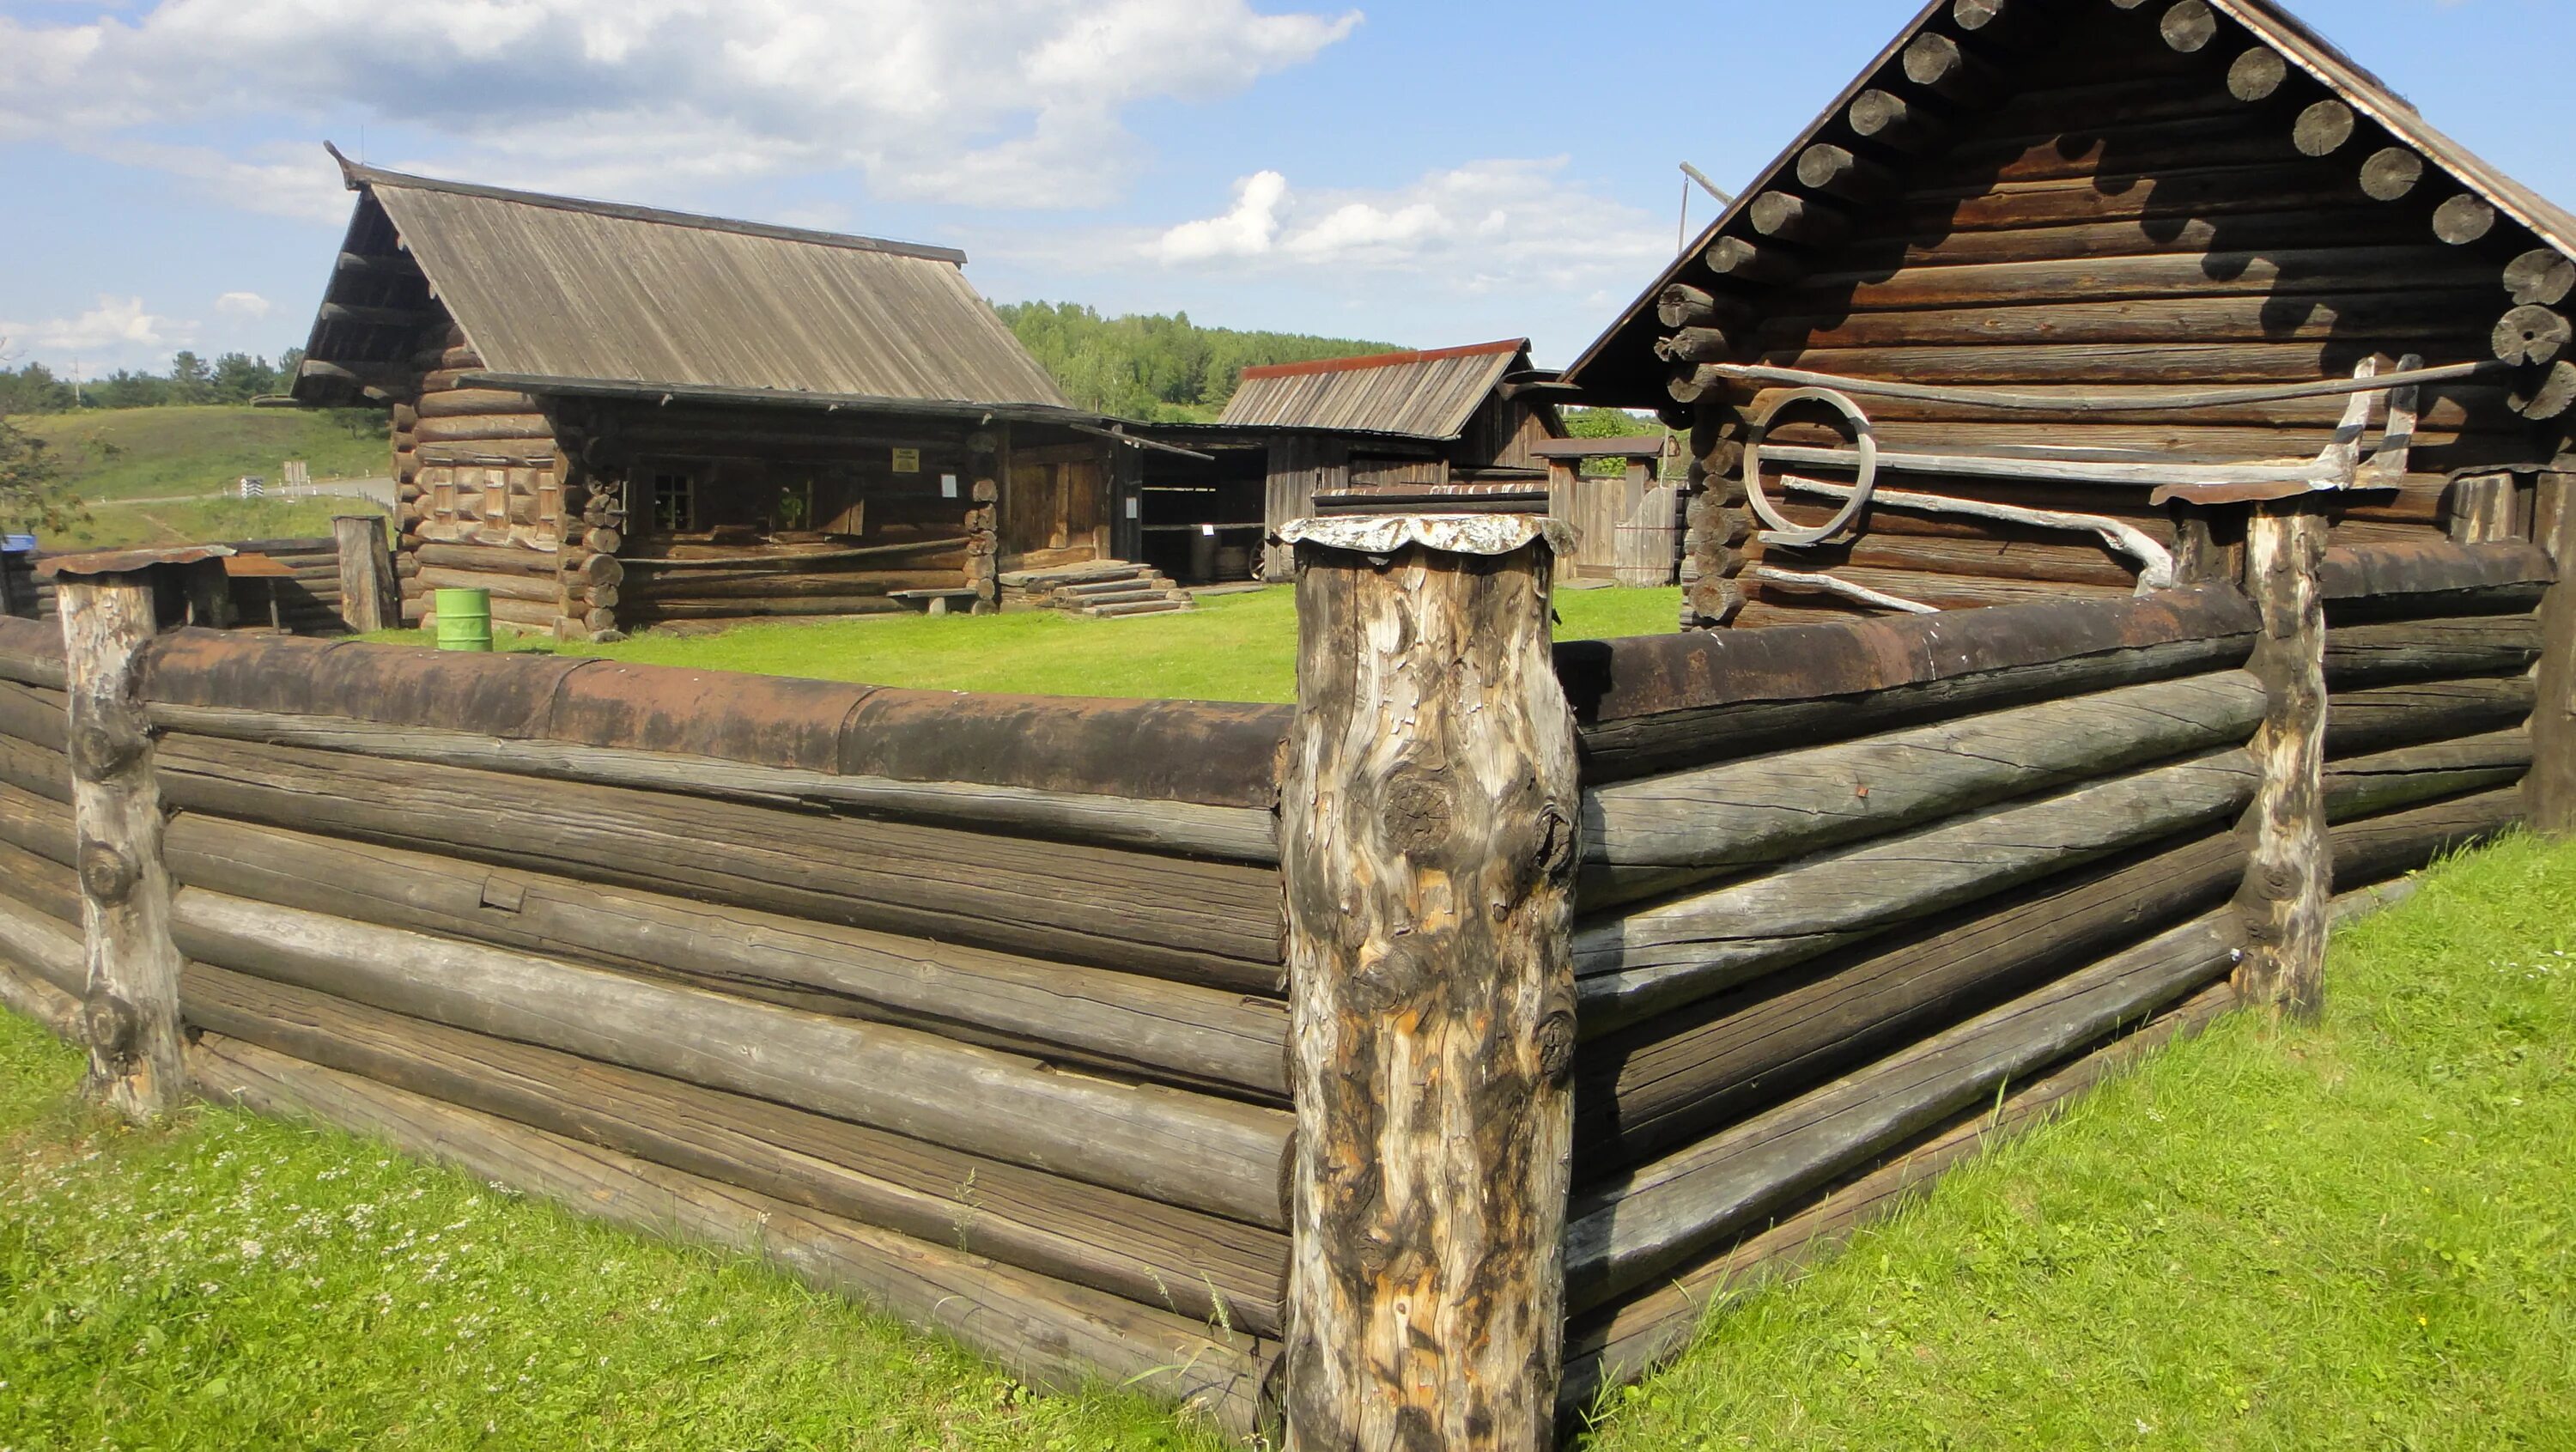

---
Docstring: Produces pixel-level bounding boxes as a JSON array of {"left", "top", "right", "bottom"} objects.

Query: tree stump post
[
  {"left": 2235, "top": 498, "right": 2332, "bottom": 1020},
  {"left": 1276, "top": 513, "right": 1583, "bottom": 1451},
  {"left": 56, "top": 570, "right": 187, "bottom": 1118},
  {"left": 2530, "top": 472, "right": 2576, "bottom": 834},
  {"left": 333, "top": 513, "right": 397, "bottom": 633}
]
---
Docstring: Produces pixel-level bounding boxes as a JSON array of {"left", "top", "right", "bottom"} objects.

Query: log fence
[
  {"left": 0, "top": 512, "right": 2567, "bottom": 1448},
  {"left": 1, "top": 528, "right": 396, "bottom": 638}
]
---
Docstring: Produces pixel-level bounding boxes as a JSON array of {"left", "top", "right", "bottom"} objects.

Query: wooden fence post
[
  {"left": 2530, "top": 472, "right": 2576, "bottom": 834},
  {"left": 2235, "top": 498, "right": 2331, "bottom": 1020},
  {"left": 56, "top": 569, "right": 187, "bottom": 1118},
  {"left": 333, "top": 513, "right": 396, "bottom": 634},
  {"left": 1276, "top": 513, "right": 1582, "bottom": 1451}
]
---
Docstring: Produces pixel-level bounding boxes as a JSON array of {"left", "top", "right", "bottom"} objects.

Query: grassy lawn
[
  {"left": 1585, "top": 831, "right": 2576, "bottom": 1451},
  {"left": 0, "top": 1018, "right": 1225, "bottom": 1451},
  {"left": 0, "top": 835, "right": 2566, "bottom": 1447},
  {"left": 64, "top": 496, "right": 394, "bottom": 552},
  {"left": 380, "top": 584, "right": 1688, "bottom": 703}
]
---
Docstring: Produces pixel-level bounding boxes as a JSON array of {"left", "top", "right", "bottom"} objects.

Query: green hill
[{"left": 12, "top": 405, "right": 389, "bottom": 505}]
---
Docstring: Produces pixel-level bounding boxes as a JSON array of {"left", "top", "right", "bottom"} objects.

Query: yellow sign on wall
[{"left": 892, "top": 447, "right": 921, "bottom": 473}]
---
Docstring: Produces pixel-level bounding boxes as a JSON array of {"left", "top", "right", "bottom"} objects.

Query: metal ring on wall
[{"left": 1744, "top": 386, "right": 1880, "bottom": 547}]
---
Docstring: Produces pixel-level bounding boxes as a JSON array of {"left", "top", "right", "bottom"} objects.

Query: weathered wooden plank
[
  {"left": 184, "top": 963, "right": 1288, "bottom": 1334},
  {"left": 1562, "top": 908, "right": 2244, "bottom": 1313},
  {"left": 188, "top": 1034, "right": 1279, "bottom": 1440},
  {"left": 1581, "top": 671, "right": 2263, "bottom": 905},
  {"left": 1574, "top": 748, "right": 2257, "bottom": 1035},
  {"left": 1558, "top": 582, "right": 2256, "bottom": 725},
  {"left": 2323, "top": 731, "right": 2534, "bottom": 823},
  {"left": 149, "top": 732, "right": 1285, "bottom": 990},
  {"left": 2329, "top": 787, "right": 2524, "bottom": 887},
  {"left": 2324, "top": 614, "right": 2543, "bottom": 686},
  {"left": 1571, "top": 632, "right": 2253, "bottom": 785},
  {"left": 1765, "top": 289, "right": 2497, "bottom": 351},
  {"left": 162, "top": 811, "right": 1288, "bottom": 1097},
  {"left": 2530, "top": 474, "right": 2576, "bottom": 834},
  {"left": 2317, "top": 540, "right": 2555, "bottom": 600},
  {"left": 140, "top": 629, "right": 1290, "bottom": 810},
  {"left": 2327, "top": 675, "right": 2537, "bottom": 757},
  {"left": 1578, "top": 825, "right": 2247, "bottom": 1171},
  {"left": 169, "top": 887, "right": 1294, "bottom": 1228}
]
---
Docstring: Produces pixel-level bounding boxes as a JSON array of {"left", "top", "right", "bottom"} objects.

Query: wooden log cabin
[
  {"left": 289, "top": 150, "right": 1149, "bottom": 638},
  {"left": 1558, "top": 0, "right": 2576, "bottom": 630},
  {"left": 1134, "top": 341, "right": 1567, "bottom": 580}
]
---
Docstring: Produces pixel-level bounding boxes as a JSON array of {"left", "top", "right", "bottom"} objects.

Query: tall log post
[
  {"left": 2235, "top": 500, "right": 2331, "bottom": 1021},
  {"left": 332, "top": 513, "right": 397, "bottom": 633},
  {"left": 2530, "top": 472, "right": 2576, "bottom": 834},
  {"left": 1276, "top": 513, "right": 1582, "bottom": 1452},
  {"left": 56, "top": 571, "right": 187, "bottom": 1117}
]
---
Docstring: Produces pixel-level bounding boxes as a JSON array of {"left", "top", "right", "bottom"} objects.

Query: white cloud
[
  {"left": 1145, "top": 158, "right": 1669, "bottom": 291},
  {"left": 0, "top": 0, "right": 1362, "bottom": 210},
  {"left": 1156, "top": 169, "right": 1287, "bottom": 262},
  {"left": 214, "top": 291, "right": 272, "bottom": 319},
  {"left": 1, "top": 295, "right": 184, "bottom": 354}
]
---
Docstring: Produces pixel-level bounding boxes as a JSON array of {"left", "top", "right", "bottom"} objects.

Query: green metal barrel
[{"left": 432, "top": 588, "right": 494, "bottom": 653}]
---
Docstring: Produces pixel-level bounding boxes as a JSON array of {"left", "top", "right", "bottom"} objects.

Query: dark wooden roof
[
  {"left": 295, "top": 152, "right": 1072, "bottom": 412},
  {"left": 1218, "top": 340, "right": 1535, "bottom": 440},
  {"left": 1562, "top": 0, "right": 2576, "bottom": 405}
]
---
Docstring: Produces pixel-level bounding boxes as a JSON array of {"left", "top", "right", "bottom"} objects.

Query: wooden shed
[
  {"left": 1149, "top": 340, "right": 1566, "bottom": 579},
  {"left": 1558, "top": 0, "right": 2576, "bottom": 629},
  {"left": 290, "top": 150, "right": 1151, "bottom": 637}
]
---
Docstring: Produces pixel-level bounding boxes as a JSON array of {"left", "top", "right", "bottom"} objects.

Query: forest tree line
[{"left": 0, "top": 349, "right": 306, "bottom": 415}]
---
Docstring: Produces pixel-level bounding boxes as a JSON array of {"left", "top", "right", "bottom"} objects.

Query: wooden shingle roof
[
  {"left": 1218, "top": 340, "right": 1534, "bottom": 440},
  {"left": 296, "top": 153, "right": 1072, "bottom": 412}
]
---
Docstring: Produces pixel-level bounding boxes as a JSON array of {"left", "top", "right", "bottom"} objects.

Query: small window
[{"left": 650, "top": 470, "right": 697, "bottom": 532}]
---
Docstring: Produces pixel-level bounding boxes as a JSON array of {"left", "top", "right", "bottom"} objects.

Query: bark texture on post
[
  {"left": 333, "top": 513, "right": 396, "bottom": 633},
  {"left": 59, "top": 576, "right": 187, "bottom": 1117},
  {"left": 1277, "top": 513, "right": 1582, "bottom": 1452},
  {"left": 2530, "top": 473, "right": 2576, "bottom": 835},
  {"left": 2235, "top": 500, "right": 2331, "bottom": 1021}
]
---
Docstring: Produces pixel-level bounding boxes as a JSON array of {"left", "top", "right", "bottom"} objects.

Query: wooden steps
[{"left": 998, "top": 561, "right": 1194, "bottom": 618}]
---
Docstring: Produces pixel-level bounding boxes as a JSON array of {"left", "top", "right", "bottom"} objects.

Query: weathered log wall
[
  {"left": 1664, "top": 1, "right": 2564, "bottom": 630},
  {"left": 3, "top": 536, "right": 364, "bottom": 636},
  {"left": 1551, "top": 541, "right": 2547, "bottom": 1419},
  {"left": 0, "top": 617, "right": 1290, "bottom": 1434}
]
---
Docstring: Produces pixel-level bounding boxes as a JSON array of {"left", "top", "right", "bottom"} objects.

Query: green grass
[
  {"left": 65, "top": 496, "right": 394, "bottom": 551},
  {"left": 374, "top": 585, "right": 1687, "bottom": 703},
  {"left": 0, "top": 834, "right": 2567, "bottom": 1447},
  {"left": 0, "top": 1018, "right": 1227, "bottom": 1451},
  {"left": 1585, "top": 831, "right": 2576, "bottom": 1451},
  {"left": 15, "top": 405, "right": 390, "bottom": 507}
]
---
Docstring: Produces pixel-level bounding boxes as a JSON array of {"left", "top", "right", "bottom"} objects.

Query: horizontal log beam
[
  {"left": 162, "top": 809, "right": 1287, "bottom": 1097},
  {"left": 1581, "top": 671, "right": 2263, "bottom": 905},
  {"left": 1579, "top": 826, "right": 2247, "bottom": 1170},
  {"left": 2328, "top": 785, "right": 2523, "bottom": 886},
  {"left": 149, "top": 732, "right": 1284, "bottom": 990},
  {"left": 1563, "top": 906, "right": 2244, "bottom": 1312},
  {"left": 2318, "top": 540, "right": 2555, "bottom": 599},
  {"left": 171, "top": 887, "right": 1294, "bottom": 1227},
  {"left": 1573, "top": 748, "right": 2257, "bottom": 1035},
  {"left": 185, "top": 963, "right": 1287, "bottom": 1334},
  {"left": 2327, "top": 675, "right": 2537, "bottom": 756},
  {"left": 2324, "top": 614, "right": 2544, "bottom": 686},
  {"left": 2323, "top": 730, "right": 2533, "bottom": 822},
  {"left": 188, "top": 1034, "right": 1277, "bottom": 1437}
]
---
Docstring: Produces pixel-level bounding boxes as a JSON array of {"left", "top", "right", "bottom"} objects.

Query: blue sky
[{"left": 3, "top": 0, "right": 2571, "bottom": 380}]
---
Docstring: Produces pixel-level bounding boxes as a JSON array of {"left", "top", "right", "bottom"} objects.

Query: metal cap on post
[
  {"left": 1275, "top": 511, "right": 1582, "bottom": 1451},
  {"left": 35, "top": 551, "right": 192, "bottom": 1119}
]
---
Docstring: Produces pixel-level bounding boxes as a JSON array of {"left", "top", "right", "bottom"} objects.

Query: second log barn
[
  {"left": 290, "top": 150, "right": 1162, "bottom": 638},
  {"left": 1560, "top": 0, "right": 2576, "bottom": 629}
]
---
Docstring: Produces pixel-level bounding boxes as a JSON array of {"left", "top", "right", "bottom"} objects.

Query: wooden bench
[{"left": 888, "top": 587, "right": 984, "bottom": 617}]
